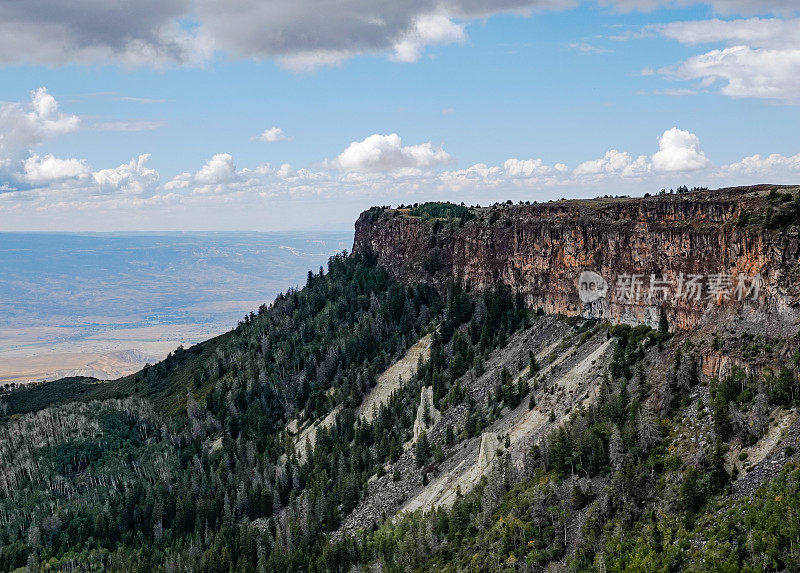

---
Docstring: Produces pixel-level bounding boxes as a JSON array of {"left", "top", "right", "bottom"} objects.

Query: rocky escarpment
[{"left": 353, "top": 186, "right": 800, "bottom": 332}]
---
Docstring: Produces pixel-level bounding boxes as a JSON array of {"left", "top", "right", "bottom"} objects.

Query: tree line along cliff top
[{"left": 358, "top": 184, "right": 800, "bottom": 230}]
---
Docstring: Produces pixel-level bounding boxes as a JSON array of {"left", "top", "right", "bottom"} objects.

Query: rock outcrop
[
  {"left": 476, "top": 431, "right": 500, "bottom": 471},
  {"left": 353, "top": 186, "right": 800, "bottom": 332},
  {"left": 413, "top": 386, "right": 441, "bottom": 442}
]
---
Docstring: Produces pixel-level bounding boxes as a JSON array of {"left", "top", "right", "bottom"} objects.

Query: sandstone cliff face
[{"left": 353, "top": 187, "right": 800, "bottom": 332}]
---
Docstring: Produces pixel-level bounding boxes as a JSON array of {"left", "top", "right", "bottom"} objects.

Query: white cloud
[
  {"left": 256, "top": 127, "right": 289, "bottom": 142},
  {"left": 667, "top": 45, "right": 800, "bottom": 102},
  {"left": 22, "top": 154, "right": 91, "bottom": 184},
  {"left": 574, "top": 149, "right": 650, "bottom": 175},
  {"left": 164, "top": 153, "right": 243, "bottom": 192},
  {"left": 0, "top": 88, "right": 80, "bottom": 165},
  {"left": 651, "top": 127, "right": 711, "bottom": 172},
  {"left": 195, "top": 153, "right": 239, "bottom": 186},
  {"left": 392, "top": 14, "right": 466, "bottom": 63},
  {"left": 0, "top": 88, "right": 174, "bottom": 194},
  {"left": 571, "top": 128, "right": 708, "bottom": 176},
  {"left": 93, "top": 154, "right": 160, "bottom": 195},
  {"left": 438, "top": 158, "right": 570, "bottom": 191},
  {"left": 335, "top": 133, "right": 451, "bottom": 172},
  {"left": 656, "top": 18, "right": 800, "bottom": 49},
  {"left": 439, "top": 163, "right": 504, "bottom": 190},
  {"left": 724, "top": 152, "right": 800, "bottom": 173},
  {"left": 5, "top": 121, "right": 800, "bottom": 231},
  {"left": 164, "top": 172, "right": 193, "bottom": 191},
  {"left": 651, "top": 18, "right": 800, "bottom": 102},
  {"left": 503, "top": 158, "right": 568, "bottom": 177}
]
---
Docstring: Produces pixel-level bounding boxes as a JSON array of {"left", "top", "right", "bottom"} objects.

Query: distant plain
[{"left": 0, "top": 231, "right": 351, "bottom": 384}]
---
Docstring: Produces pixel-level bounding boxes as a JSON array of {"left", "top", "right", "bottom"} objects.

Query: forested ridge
[
  {"left": 2, "top": 239, "right": 800, "bottom": 571},
  {"left": 0, "top": 250, "right": 529, "bottom": 571}
]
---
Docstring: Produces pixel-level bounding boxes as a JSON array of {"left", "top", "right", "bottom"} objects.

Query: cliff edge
[{"left": 354, "top": 185, "right": 800, "bottom": 332}]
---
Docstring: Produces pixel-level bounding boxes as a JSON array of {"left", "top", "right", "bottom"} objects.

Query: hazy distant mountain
[{"left": 0, "top": 231, "right": 351, "bottom": 383}]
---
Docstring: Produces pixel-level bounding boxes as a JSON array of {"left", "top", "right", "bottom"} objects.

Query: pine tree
[
  {"left": 415, "top": 432, "right": 431, "bottom": 467},
  {"left": 516, "top": 376, "right": 528, "bottom": 403},
  {"left": 658, "top": 306, "right": 669, "bottom": 333},
  {"left": 609, "top": 426, "right": 624, "bottom": 472},
  {"left": 445, "top": 425, "right": 455, "bottom": 446},
  {"left": 636, "top": 407, "right": 660, "bottom": 452},
  {"left": 529, "top": 350, "right": 539, "bottom": 375}
]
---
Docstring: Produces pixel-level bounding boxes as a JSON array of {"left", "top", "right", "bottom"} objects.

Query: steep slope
[{"left": 287, "top": 334, "right": 431, "bottom": 462}]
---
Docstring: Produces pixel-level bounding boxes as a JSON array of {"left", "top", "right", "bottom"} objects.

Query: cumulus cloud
[
  {"left": 651, "top": 127, "right": 711, "bottom": 172},
  {"left": 504, "top": 158, "right": 568, "bottom": 177},
  {"left": 571, "top": 128, "right": 709, "bottom": 176},
  {"left": 335, "top": 133, "right": 451, "bottom": 172},
  {"left": 439, "top": 157, "right": 571, "bottom": 191},
  {"left": 164, "top": 172, "right": 193, "bottom": 191},
  {"left": 574, "top": 150, "right": 650, "bottom": 175},
  {"left": 724, "top": 152, "right": 800, "bottom": 174},
  {"left": 195, "top": 153, "right": 238, "bottom": 185},
  {"left": 163, "top": 153, "right": 244, "bottom": 191},
  {"left": 0, "top": 88, "right": 80, "bottom": 165},
  {"left": 6, "top": 122, "right": 800, "bottom": 231},
  {"left": 93, "top": 155, "right": 160, "bottom": 195},
  {"left": 0, "top": 89, "right": 166, "bottom": 193},
  {"left": 255, "top": 127, "right": 289, "bottom": 142},
  {"left": 22, "top": 154, "right": 90, "bottom": 184}
]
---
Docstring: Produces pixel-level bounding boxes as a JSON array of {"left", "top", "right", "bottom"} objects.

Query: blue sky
[{"left": 1, "top": 0, "right": 799, "bottom": 231}]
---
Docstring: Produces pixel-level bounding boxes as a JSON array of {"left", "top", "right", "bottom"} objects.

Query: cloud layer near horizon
[{"left": 2, "top": 88, "right": 799, "bottom": 232}]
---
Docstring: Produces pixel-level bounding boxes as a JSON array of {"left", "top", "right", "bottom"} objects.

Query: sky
[{"left": 1, "top": 0, "right": 799, "bottom": 231}]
